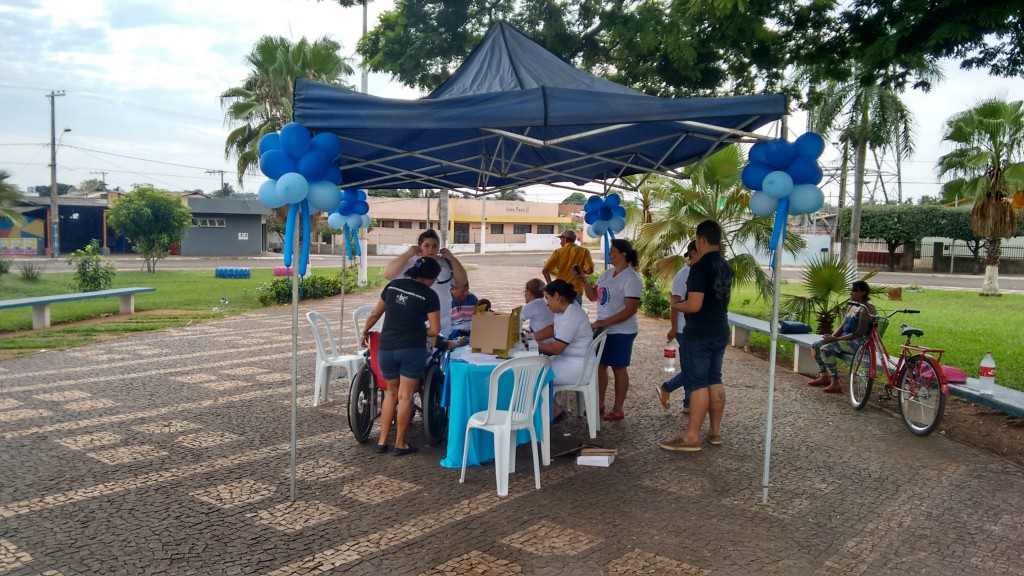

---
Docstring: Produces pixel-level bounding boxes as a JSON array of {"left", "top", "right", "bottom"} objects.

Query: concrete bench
[
  {"left": 0, "top": 287, "right": 156, "bottom": 330},
  {"left": 728, "top": 312, "right": 1024, "bottom": 418}
]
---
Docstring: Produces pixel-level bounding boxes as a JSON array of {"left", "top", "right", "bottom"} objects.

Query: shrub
[
  {"left": 257, "top": 274, "right": 341, "bottom": 306},
  {"left": 641, "top": 280, "right": 671, "bottom": 319},
  {"left": 66, "top": 240, "right": 116, "bottom": 292},
  {"left": 19, "top": 263, "right": 43, "bottom": 281},
  {"left": 0, "top": 255, "right": 11, "bottom": 274}
]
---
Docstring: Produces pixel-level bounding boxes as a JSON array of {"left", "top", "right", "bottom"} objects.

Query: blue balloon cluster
[
  {"left": 255, "top": 122, "right": 355, "bottom": 276},
  {"left": 583, "top": 193, "right": 627, "bottom": 238},
  {"left": 326, "top": 189, "right": 371, "bottom": 260},
  {"left": 741, "top": 133, "right": 827, "bottom": 250}
]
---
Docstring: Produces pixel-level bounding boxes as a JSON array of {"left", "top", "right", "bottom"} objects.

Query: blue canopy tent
[{"left": 287, "top": 22, "right": 792, "bottom": 502}]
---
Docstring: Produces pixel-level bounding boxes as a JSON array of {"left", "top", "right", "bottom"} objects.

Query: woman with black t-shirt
[{"left": 361, "top": 257, "right": 442, "bottom": 457}]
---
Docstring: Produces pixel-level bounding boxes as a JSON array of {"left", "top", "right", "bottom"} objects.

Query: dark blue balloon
[
  {"left": 749, "top": 141, "right": 769, "bottom": 164},
  {"left": 298, "top": 150, "right": 330, "bottom": 182},
  {"left": 605, "top": 193, "right": 621, "bottom": 208},
  {"left": 599, "top": 206, "right": 613, "bottom": 221},
  {"left": 795, "top": 132, "right": 826, "bottom": 159},
  {"left": 325, "top": 165, "right": 342, "bottom": 185},
  {"left": 341, "top": 188, "right": 359, "bottom": 202},
  {"left": 280, "top": 122, "right": 312, "bottom": 159},
  {"left": 584, "top": 210, "right": 600, "bottom": 225},
  {"left": 352, "top": 200, "right": 369, "bottom": 215},
  {"left": 260, "top": 149, "right": 297, "bottom": 180},
  {"left": 612, "top": 205, "right": 627, "bottom": 218},
  {"left": 764, "top": 138, "right": 796, "bottom": 169},
  {"left": 310, "top": 131, "right": 343, "bottom": 160},
  {"left": 741, "top": 161, "right": 774, "bottom": 191},
  {"left": 258, "top": 133, "right": 281, "bottom": 155},
  {"left": 338, "top": 202, "right": 353, "bottom": 216},
  {"left": 786, "top": 156, "right": 823, "bottom": 185},
  {"left": 584, "top": 195, "right": 603, "bottom": 211}
]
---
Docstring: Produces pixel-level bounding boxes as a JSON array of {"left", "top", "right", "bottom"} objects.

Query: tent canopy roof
[{"left": 293, "top": 22, "right": 787, "bottom": 194}]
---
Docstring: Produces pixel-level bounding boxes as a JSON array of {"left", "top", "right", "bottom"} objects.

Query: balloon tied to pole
[
  {"left": 256, "top": 122, "right": 370, "bottom": 275},
  {"left": 742, "top": 132, "right": 826, "bottom": 262},
  {"left": 582, "top": 193, "right": 627, "bottom": 265}
]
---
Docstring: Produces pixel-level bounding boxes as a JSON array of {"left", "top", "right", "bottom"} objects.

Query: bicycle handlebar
[{"left": 848, "top": 301, "right": 920, "bottom": 318}]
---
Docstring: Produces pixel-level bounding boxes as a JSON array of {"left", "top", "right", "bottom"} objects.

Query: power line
[{"left": 61, "top": 144, "right": 238, "bottom": 173}]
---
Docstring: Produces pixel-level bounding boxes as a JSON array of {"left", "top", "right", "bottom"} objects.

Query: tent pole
[
  {"left": 762, "top": 228, "right": 786, "bottom": 504},
  {"left": 289, "top": 210, "right": 301, "bottom": 501}
]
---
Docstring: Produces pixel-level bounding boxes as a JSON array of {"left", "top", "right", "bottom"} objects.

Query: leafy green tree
[
  {"left": 0, "top": 170, "right": 26, "bottom": 226},
  {"left": 562, "top": 192, "right": 588, "bottom": 205},
  {"left": 839, "top": 204, "right": 952, "bottom": 271},
  {"left": 367, "top": 189, "right": 409, "bottom": 198},
  {"left": 937, "top": 98, "right": 1024, "bottom": 296},
  {"left": 221, "top": 36, "right": 354, "bottom": 184},
  {"left": 30, "top": 183, "right": 72, "bottom": 196},
  {"left": 106, "top": 185, "right": 192, "bottom": 273},
  {"left": 634, "top": 146, "right": 805, "bottom": 301},
  {"left": 492, "top": 188, "right": 525, "bottom": 201},
  {"left": 212, "top": 182, "right": 236, "bottom": 198}
]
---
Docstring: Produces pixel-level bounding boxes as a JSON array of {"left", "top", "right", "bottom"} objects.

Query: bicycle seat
[{"left": 900, "top": 324, "right": 924, "bottom": 338}]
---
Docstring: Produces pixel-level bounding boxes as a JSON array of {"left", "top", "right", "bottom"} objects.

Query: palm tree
[
  {"left": 781, "top": 254, "right": 878, "bottom": 334},
  {"left": 937, "top": 98, "right": 1024, "bottom": 296},
  {"left": 492, "top": 188, "right": 526, "bottom": 201},
  {"left": 220, "top": 35, "right": 354, "bottom": 185},
  {"left": 807, "top": 64, "right": 935, "bottom": 262},
  {"left": 634, "top": 145, "right": 805, "bottom": 301},
  {"left": 0, "top": 170, "right": 26, "bottom": 226}
]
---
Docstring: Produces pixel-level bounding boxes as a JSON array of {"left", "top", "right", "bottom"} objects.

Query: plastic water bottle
[
  {"left": 663, "top": 340, "right": 678, "bottom": 373},
  {"left": 979, "top": 351, "right": 996, "bottom": 396}
]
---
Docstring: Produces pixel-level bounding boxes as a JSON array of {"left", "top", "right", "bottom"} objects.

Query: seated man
[{"left": 450, "top": 282, "right": 479, "bottom": 336}]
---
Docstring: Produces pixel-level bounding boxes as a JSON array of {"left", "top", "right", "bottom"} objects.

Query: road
[{"left": 16, "top": 250, "right": 1024, "bottom": 292}]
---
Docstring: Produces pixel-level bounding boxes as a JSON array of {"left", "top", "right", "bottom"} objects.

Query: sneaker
[{"left": 659, "top": 436, "right": 701, "bottom": 452}]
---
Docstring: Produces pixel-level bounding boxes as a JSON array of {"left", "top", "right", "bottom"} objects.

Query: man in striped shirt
[{"left": 450, "top": 282, "right": 478, "bottom": 335}]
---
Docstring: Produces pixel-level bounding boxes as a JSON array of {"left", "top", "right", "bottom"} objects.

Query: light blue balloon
[
  {"left": 360, "top": 214, "right": 372, "bottom": 229},
  {"left": 306, "top": 180, "right": 341, "bottom": 212},
  {"left": 747, "top": 191, "right": 778, "bottom": 217},
  {"left": 608, "top": 216, "right": 626, "bottom": 233},
  {"left": 586, "top": 224, "right": 598, "bottom": 238},
  {"left": 345, "top": 214, "right": 363, "bottom": 230},
  {"left": 327, "top": 212, "right": 345, "bottom": 229},
  {"left": 788, "top": 184, "right": 825, "bottom": 215},
  {"left": 762, "top": 171, "right": 794, "bottom": 199},
  {"left": 257, "top": 179, "right": 286, "bottom": 209},
  {"left": 276, "top": 172, "right": 309, "bottom": 204},
  {"left": 592, "top": 220, "right": 608, "bottom": 236}
]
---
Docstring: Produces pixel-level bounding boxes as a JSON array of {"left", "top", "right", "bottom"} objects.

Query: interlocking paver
[{"left": 1, "top": 256, "right": 1022, "bottom": 575}]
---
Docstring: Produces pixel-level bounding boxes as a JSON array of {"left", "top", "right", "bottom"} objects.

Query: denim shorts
[
  {"left": 599, "top": 332, "right": 637, "bottom": 368},
  {"left": 679, "top": 335, "right": 729, "bottom": 391},
  {"left": 377, "top": 346, "right": 427, "bottom": 380}
]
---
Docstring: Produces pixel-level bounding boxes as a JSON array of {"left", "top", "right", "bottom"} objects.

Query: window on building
[
  {"left": 490, "top": 223, "right": 504, "bottom": 234},
  {"left": 380, "top": 220, "right": 395, "bottom": 228},
  {"left": 536, "top": 225, "right": 555, "bottom": 235},
  {"left": 513, "top": 224, "right": 531, "bottom": 234},
  {"left": 399, "top": 221, "right": 412, "bottom": 229},
  {"left": 191, "top": 218, "right": 226, "bottom": 228},
  {"left": 419, "top": 222, "right": 428, "bottom": 229}
]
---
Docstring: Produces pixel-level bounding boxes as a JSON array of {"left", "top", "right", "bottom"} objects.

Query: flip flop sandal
[{"left": 653, "top": 384, "right": 670, "bottom": 410}]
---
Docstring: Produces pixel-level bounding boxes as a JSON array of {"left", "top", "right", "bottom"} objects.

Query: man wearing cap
[{"left": 543, "top": 230, "right": 594, "bottom": 303}]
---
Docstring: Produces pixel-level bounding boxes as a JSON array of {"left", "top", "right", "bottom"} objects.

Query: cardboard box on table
[{"left": 469, "top": 306, "right": 521, "bottom": 357}]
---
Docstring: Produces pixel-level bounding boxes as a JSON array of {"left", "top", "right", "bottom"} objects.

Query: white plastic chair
[
  {"left": 552, "top": 330, "right": 608, "bottom": 439},
  {"left": 459, "top": 355, "right": 551, "bottom": 497},
  {"left": 306, "top": 308, "right": 372, "bottom": 407}
]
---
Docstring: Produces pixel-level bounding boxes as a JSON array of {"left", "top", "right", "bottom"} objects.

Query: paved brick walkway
[{"left": 2, "top": 258, "right": 1023, "bottom": 575}]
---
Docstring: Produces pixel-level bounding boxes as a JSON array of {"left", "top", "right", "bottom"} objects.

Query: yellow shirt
[{"left": 543, "top": 243, "right": 594, "bottom": 294}]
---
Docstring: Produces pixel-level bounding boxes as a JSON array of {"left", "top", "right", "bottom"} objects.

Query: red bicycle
[{"left": 848, "top": 304, "right": 948, "bottom": 436}]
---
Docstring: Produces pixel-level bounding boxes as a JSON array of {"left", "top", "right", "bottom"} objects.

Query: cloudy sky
[{"left": 2, "top": 0, "right": 1023, "bottom": 205}]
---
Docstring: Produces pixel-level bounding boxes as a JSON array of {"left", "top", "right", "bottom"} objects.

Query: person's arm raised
[{"left": 383, "top": 246, "right": 419, "bottom": 280}]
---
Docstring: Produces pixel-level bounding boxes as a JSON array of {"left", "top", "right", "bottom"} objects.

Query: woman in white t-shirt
[
  {"left": 579, "top": 239, "right": 642, "bottom": 421},
  {"left": 520, "top": 278, "right": 554, "bottom": 342},
  {"left": 534, "top": 279, "right": 593, "bottom": 422},
  {"left": 383, "top": 229, "right": 468, "bottom": 338}
]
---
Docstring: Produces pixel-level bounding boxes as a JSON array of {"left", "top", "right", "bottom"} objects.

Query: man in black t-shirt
[{"left": 660, "top": 220, "right": 733, "bottom": 453}]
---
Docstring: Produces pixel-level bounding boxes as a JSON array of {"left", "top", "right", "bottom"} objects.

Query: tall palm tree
[
  {"left": 220, "top": 35, "right": 354, "bottom": 185},
  {"left": 634, "top": 146, "right": 805, "bottom": 301},
  {"left": 0, "top": 170, "right": 26, "bottom": 226},
  {"left": 937, "top": 98, "right": 1024, "bottom": 296},
  {"left": 492, "top": 188, "right": 526, "bottom": 201}
]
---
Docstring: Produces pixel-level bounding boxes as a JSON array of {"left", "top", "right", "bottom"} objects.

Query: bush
[
  {"left": 641, "top": 281, "right": 671, "bottom": 319},
  {"left": 0, "top": 255, "right": 11, "bottom": 274},
  {"left": 19, "top": 263, "right": 43, "bottom": 281},
  {"left": 66, "top": 240, "right": 116, "bottom": 292},
  {"left": 257, "top": 274, "right": 341, "bottom": 306}
]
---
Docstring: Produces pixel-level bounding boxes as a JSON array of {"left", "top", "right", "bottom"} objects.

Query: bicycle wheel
[
  {"left": 421, "top": 360, "right": 448, "bottom": 446},
  {"left": 896, "top": 355, "right": 946, "bottom": 436},
  {"left": 348, "top": 365, "right": 377, "bottom": 443},
  {"left": 849, "top": 342, "right": 874, "bottom": 410}
]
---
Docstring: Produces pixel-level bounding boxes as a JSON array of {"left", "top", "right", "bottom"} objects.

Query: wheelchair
[{"left": 347, "top": 332, "right": 452, "bottom": 446}]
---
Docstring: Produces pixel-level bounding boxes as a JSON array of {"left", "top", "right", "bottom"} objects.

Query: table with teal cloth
[{"left": 439, "top": 356, "right": 553, "bottom": 469}]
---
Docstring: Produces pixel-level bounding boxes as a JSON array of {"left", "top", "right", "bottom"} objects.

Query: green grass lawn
[
  {"left": 0, "top": 266, "right": 383, "bottom": 356},
  {"left": 727, "top": 282, "right": 1024, "bottom": 392}
]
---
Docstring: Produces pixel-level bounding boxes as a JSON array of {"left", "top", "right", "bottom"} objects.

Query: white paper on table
[{"left": 453, "top": 351, "right": 506, "bottom": 366}]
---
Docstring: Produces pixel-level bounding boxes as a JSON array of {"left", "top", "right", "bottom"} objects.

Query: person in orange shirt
[{"left": 542, "top": 230, "right": 593, "bottom": 303}]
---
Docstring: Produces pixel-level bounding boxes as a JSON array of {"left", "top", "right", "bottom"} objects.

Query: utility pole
[
  {"left": 206, "top": 169, "right": 226, "bottom": 195},
  {"left": 89, "top": 171, "right": 108, "bottom": 190},
  {"left": 47, "top": 89, "right": 66, "bottom": 258},
  {"left": 361, "top": 0, "right": 369, "bottom": 94}
]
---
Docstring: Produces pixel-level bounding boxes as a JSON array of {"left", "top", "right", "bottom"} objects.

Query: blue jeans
[
  {"left": 663, "top": 332, "right": 690, "bottom": 408},
  {"left": 677, "top": 335, "right": 729, "bottom": 392}
]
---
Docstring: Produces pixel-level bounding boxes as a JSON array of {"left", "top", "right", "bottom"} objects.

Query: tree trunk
[
  {"left": 845, "top": 139, "right": 868, "bottom": 265},
  {"left": 834, "top": 141, "right": 850, "bottom": 246},
  {"left": 980, "top": 237, "right": 1002, "bottom": 296}
]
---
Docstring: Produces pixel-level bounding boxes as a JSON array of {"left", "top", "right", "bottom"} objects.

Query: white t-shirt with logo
[
  {"left": 671, "top": 264, "right": 691, "bottom": 334},
  {"left": 550, "top": 302, "right": 593, "bottom": 385},
  {"left": 521, "top": 298, "right": 554, "bottom": 339},
  {"left": 400, "top": 255, "right": 455, "bottom": 336},
  {"left": 595, "top": 266, "right": 643, "bottom": 335}
]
